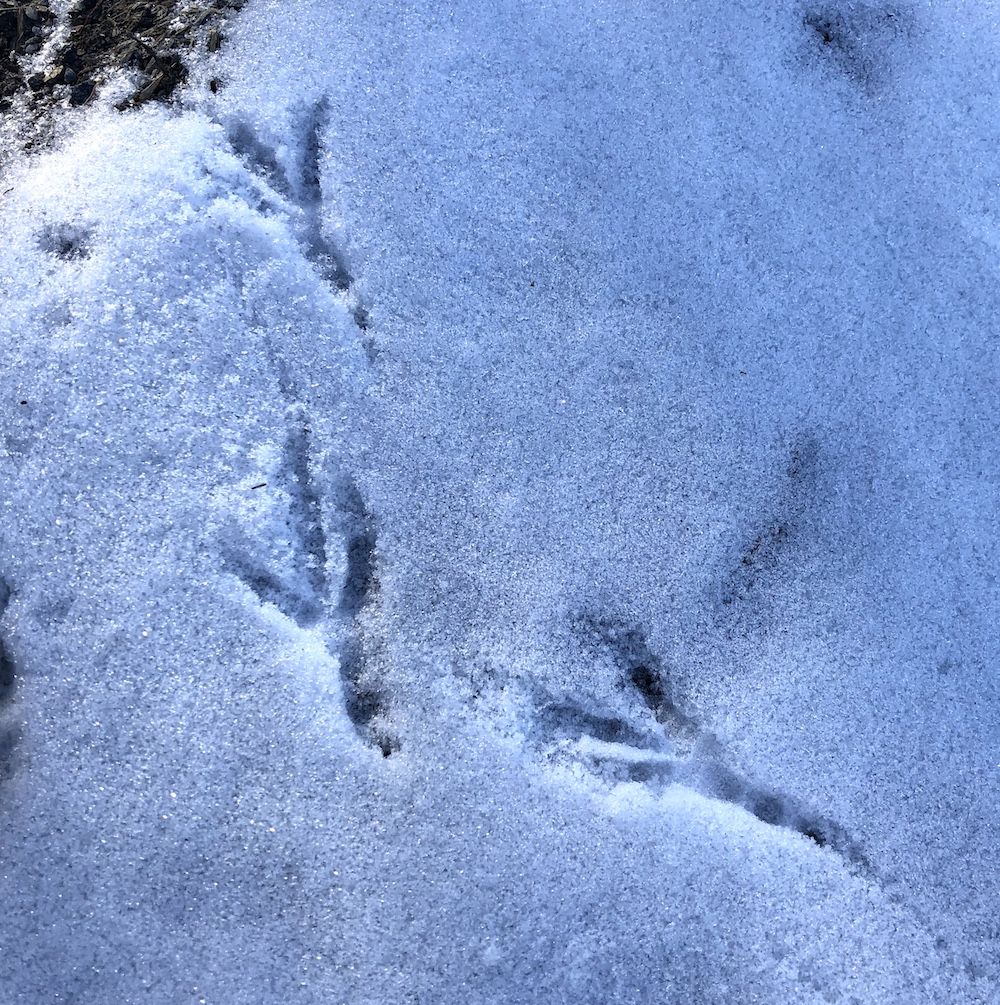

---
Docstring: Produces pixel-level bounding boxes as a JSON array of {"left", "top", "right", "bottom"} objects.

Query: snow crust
[{"left": 1, "top": 0, "right": 999, "bottom": 1001}]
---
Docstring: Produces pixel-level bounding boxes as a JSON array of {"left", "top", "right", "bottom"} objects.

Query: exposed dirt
[
  {"left": 1, "top": 2, "right": 57, "bottom": 108},
  {"left": 0, "top": 0, "right": 243, "bottom": 115}
]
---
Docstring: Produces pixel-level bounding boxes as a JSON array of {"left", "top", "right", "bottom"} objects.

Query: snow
[{"left": 1, "top": 0, "right": 999, "bottom": 1001}]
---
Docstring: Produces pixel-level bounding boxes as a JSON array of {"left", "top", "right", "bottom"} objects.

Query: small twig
[{"left": 129, "top": 31, "right": 164, "bottom": 67}]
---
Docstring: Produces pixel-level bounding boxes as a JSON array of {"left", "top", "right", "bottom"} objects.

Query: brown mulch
[{"left": 0, "top": 0, "right": 243, "bottom": 115}]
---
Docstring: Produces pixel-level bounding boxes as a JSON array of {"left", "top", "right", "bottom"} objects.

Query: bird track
[
  {"left": 532, "top": 615, "right": 874, "bottom": 877},
  {"left": 220, "top": 104, "right": 395, "bottom": 754}
]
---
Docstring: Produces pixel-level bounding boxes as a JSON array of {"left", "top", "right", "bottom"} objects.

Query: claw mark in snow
[
  {"left": 0, "top": 578, "right": 19, "bottom": 785},
  {"left": 0, "top": 579, "right": 14, "bottom": 695},
  {"left": 226, "top": 120, "right": 293, "bottom": 199},
  {"left": 292, "top": 100, "right": 374, "bottom": 350},
  {"left": 295, "top": 99, "right": 353, "bottom": 294},
  {"left": 221, "top": 409, "right": 329, "bottom": 626},
  {"left": 226, "top": 102, "right": 375, "bottom": 358},
  {"left": 333, "top": 477, "right": 398, "bottom": 757},
  {"left": 717, "top": 433, "right": 820, "bottom": 620},
  {"left": 280, "top": 406, "right": 329, "bottom": 605}
]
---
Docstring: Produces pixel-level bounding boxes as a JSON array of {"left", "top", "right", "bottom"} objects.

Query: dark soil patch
[
  {"left": 1, "top": 0, "right": 243, "bottom": 115},
  {"left": 1, "top": 2, "right": 58, "bottom": 109}
]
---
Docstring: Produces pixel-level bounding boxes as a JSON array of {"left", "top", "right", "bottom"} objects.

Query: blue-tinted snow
[{"left": 0, "top": 0, "right": 998, "bottom": 1001}]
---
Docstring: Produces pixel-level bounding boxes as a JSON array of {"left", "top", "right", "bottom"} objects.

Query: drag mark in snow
[
  {"left": 534, "top": 699, "right": 652, "bottom": 750},
  {"left": 335, "top": 478, "right": 376, "bottom": 619}
]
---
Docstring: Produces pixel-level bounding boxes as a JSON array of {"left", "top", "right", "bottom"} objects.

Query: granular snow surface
[{"left": 0, "top": 1, "right": 999, "bottom": 1002}]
